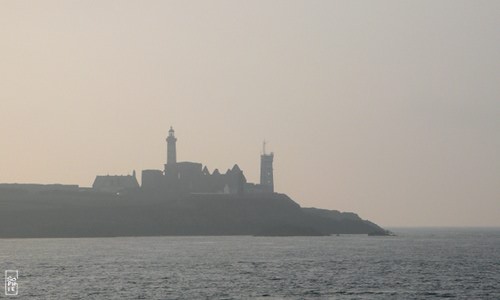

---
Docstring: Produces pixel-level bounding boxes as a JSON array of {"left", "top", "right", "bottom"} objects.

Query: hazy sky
[{"left": 1, "top": 0, "right": 498, "bottom": 226}]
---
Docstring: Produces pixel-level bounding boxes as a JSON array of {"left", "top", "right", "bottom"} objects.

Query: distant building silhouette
[
  {"left": 260, "top": 141, "right": 274, "bottom": 193},
  {"left": 90, "top": 127, "right": 273, "bottom": 195},
  {"left": 92, "top": 171, "right": 139, "bottom": 194},
  {"left": 164, "top": 126, "right": 177, "bottom": 176},
  {"left": 138, "top": 127, "right": 274, "bottom": 195},
  {"left": 141, "top": 169, "right": 164, "bottom": 190}
]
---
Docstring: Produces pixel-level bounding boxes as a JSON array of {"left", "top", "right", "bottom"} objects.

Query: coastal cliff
[{"left": 0, "top": 188, "right": 385, "bottom": 238}]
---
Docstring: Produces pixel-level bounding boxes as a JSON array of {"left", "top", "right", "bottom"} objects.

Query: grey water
[{"left": 1, "top": 228, "right": 499, "bottom": 299}]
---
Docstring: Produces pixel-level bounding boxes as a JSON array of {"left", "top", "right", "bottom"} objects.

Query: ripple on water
[{"left": 0, "top": 230, "right": 499, "bottom": 299}]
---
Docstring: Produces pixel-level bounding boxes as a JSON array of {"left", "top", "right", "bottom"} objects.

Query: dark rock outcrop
[{"left": 0, "top": 188, "right": 385, "bottom": 238}]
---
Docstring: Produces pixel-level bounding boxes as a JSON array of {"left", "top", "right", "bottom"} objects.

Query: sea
[{"left": 1, "top": 228, "right": 499, "bottom": 299}]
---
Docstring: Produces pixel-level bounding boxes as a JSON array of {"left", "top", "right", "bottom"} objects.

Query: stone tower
[
  {"left": 164, "top": 126, "right": 177, "bottom": 175},
  {"left": 260, "top": 141, "right": 274, "bottom": 192}
]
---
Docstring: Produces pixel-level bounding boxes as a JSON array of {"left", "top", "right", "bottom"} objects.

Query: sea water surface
[{"left": 1, "top": 228, "right": 499, "bottom": 299}]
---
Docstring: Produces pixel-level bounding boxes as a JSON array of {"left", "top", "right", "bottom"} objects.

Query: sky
[{"left": 0, "top": 0, "right": 498, "bottom": 227}]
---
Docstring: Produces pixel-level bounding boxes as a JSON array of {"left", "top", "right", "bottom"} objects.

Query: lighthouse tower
[
  {"left": 164, "top": 126, "right": 177, "bottom": 175},
  {"left": 260, "top": 141, "right": 274, "bottom": 193}
]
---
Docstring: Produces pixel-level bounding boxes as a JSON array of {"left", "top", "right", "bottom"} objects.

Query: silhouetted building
[
  {"left": 92, "top": 171, "right": 139, "bottom": 194},
  {"left": 260, "top": 141, "right": 274, "bottom": 193},
  {"left": 141, "top": 169, "right": 164, "bottom": 190},
  {"left": 140, "top": 127, "right": 253, "bottom": 195},
  {"left": 164, "top": 126, "right": 177, "bottom": 177},
  {"left": 95, "top": 127, "right": 275, "bottom": 196}
]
